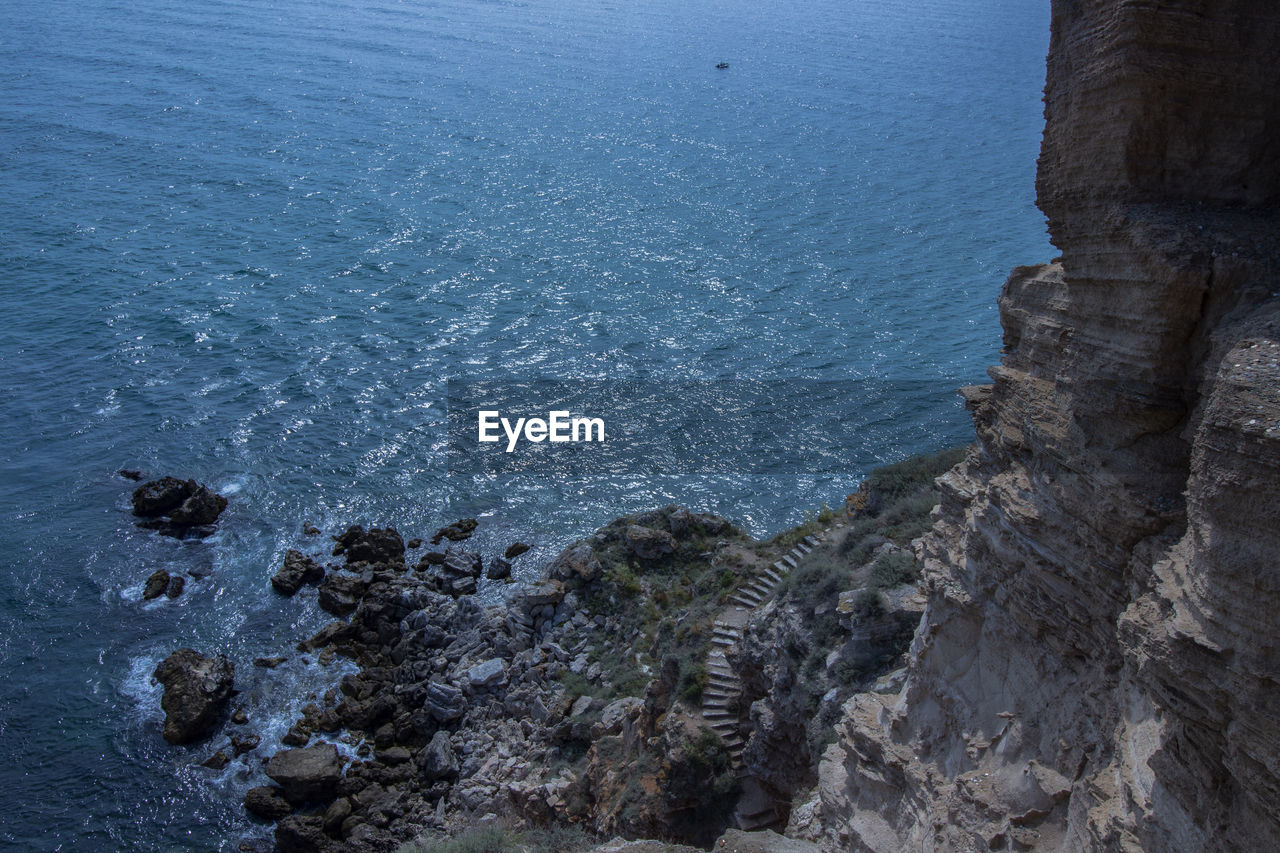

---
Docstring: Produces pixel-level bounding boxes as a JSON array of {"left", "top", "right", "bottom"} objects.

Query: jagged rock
[
  {"left": 254, "top": 656, "right": 287, "bottom": 669},
  {"left": 131, "top": 477, "right": 195, "bottom": 517},
  {"left": 152, "top": 649, "right": 235, "bottom": 744},
  {"left": 231, "top": 733, "right": 260, "bottom": 756},
  {"left": 130, "top": 477, "right": 227, "bottom": 536},
  {"left": 167, "top": 485, "right": 227, "bottom": 527},
  {"left": 548, "top": 544, "right": 602, "bottom": 583},
  {"left": 143, "top": 569, "right": 170, "bottom": 600},
  {"left": 322, "top": 797, "right": 351, "bottom": 834},
  {"left": 271, "top": 549, "right": 326, "bottom": 596},
  {"left": 165, "top": 575, "right": 185, "bottom": 598},
  {"left": 486, "top": 557, "right": 512, "bottom": 580},
  {"left": 431, "top": 518, "right": 478, "bottom": 544},
  {"left": 231, "top": 707, "right": 248, "bottom": 725},
  {"left": 424, "top": 681, "right": 465, "bottom": 723},
  {"left": 522, "top": 580, "right": 565, "bottom": 607},
  {"left": 625, "top": 524, "right": 675, "bottom": 560},
  {"left": 504, "top": 542, "right": 530, "bottom": 559},
  {"left": 118, "top": 468, "right": 144, "bottom": 481},
  {"left": 245, "top": 785, "right": 294, "bottom": 820},
  {"left": 332, "top": 525, "right": 404, "bottom": 565},
  {"left": 265, "top": 743, "right": 343, "bottom": 803},
  {"left": 442, "top": 547, "right": 482, "bottom": 578},
  {"left": 274, "top": 815, "right": 332, "bottom": 853},
  {"left": 419, "top": 730, "right": 459, "bottom": 781},
  {"left": 200, "top": 750, "right": 230, "bottom": 770},
  {"left": 466, "top": 658, "right": 507, "bottom": 689},
  {"left": 317, "top": 572, "right": 365, "bottom": 616}
]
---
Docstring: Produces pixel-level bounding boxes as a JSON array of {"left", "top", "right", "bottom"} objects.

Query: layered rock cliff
[{"left": 813, "top": 1, "right": 1280, "bottom": 850}]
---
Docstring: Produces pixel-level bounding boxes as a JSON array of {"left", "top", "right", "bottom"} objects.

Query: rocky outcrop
[
  {"left": 271, "top": 549, "right": 326, "bottom": 596},
  {"left": 152, "top": 649, "right": 234, "bottom": 744},
  {"left": 815, "top": 2, "right": 1280, "bottom": 851},
  {"left": 131, "top": 477, "right": 227, "bottom": 538}
]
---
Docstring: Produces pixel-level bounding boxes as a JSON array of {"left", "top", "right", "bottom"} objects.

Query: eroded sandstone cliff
[{"left": 813, "top": 1, "right": 1280, "bottom": 850}]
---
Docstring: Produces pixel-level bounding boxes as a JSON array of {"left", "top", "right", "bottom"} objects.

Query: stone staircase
[{"left": 699, "top": 532, "right": 828, "bottom": 766}]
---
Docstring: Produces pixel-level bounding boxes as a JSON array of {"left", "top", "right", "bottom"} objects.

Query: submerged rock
[
  {"left": 504, "top": 542, "right": 531, "bottom": 559},
  {"left": 152, "top": 648, "right": 235, "bottom": 745}
]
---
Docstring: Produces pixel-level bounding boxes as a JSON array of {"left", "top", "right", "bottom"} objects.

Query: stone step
[
  {"left": 802, "top": 535, "right": 819, "bottom": 547},
  {"left": 746, "top": 581, "right": 773, "bottom": 597},
  {"left": 796, "top": 543, "right": 812, "bottom": 555},
  {"left": 711, "top": 637, "right": 735, "bottom": 648},
  {"left": 782, "top": 555, "right": 797, "bottom": 569},
  {"left": 729, "top": 595, "right": 760, "bottom": 609},
  {"left": 707, "top": 675, "right": 738, "bottom": 688},
  {"left": 702, "top": 700, "right": 733, "bottom": 711},
  {"left": 712, "top": 625, "right": 741, "bottom": 637},
  {"left": 762, "top": 567, "right": 784, "bottom": 583},
  {"left": 703, "top": 691, "right": 736, "bottom": 702},
  {"left": 703, "top": 711, "right": 734, "bottom": 721}
]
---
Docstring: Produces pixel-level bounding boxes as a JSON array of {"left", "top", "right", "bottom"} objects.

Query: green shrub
[{"left": 867, "top": 550, "right": 918, "bottom": 592}]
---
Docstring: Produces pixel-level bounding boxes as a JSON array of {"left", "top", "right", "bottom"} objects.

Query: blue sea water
[{"left": 0, "top": 0, "right": 1050, "bottom": 848}]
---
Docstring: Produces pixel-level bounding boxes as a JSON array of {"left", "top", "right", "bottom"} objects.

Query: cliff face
[{"left": 814, "top": 1, "right": 1280, "bottom": 850}]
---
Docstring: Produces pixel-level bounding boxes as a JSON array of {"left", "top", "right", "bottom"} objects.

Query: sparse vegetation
[{"left": 867, "top": 550, "right": 919, "bottom": 592}]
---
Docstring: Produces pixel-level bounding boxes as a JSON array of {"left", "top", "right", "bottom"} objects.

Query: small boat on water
[{"left": 715, "top": 61, "right": 730, "bottom": 69}]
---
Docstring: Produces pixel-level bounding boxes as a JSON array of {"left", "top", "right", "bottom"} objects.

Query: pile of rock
[{"left": 130, "top": 476, "right": 227, "bottom": 538}]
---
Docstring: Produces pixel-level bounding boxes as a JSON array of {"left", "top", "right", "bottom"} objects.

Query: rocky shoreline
[{"left": 144, "top": 451, "right": 960, "bottom": 852}]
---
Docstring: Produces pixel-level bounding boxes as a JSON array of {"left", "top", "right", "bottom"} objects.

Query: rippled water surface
[{"left": 0, "top": 0, "right": 1049, "bottom": 847}]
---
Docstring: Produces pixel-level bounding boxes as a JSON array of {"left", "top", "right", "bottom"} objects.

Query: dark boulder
[
  {"left": 332, "top": 525, "right": 404, "bottom": 565},
  {"left": 549, "top": 543, "right": 603, "bottom": 583},
  {"left": 244, "top": 785, "right": 294, "bottom": 820},
  {"left": 153, "top": 648, "right": 235, "bottom": 744},
  {"left": 419, "top": 730, "right": 459, "bottom": 781},
  {"left": 318, "top": 572, "right": 365, "bottom": 616},
  {"left": 143, "top": 569, "right": 171, "bottom": 600},
  {"left": 274, "top": 815, "right": 333, "bottom": 853},
  {"left": 486, "top": 557, "right": 512, "bottom": 581},
  {"left": 430, "top": 518, "right": 477, "bottom": 544},
  {"left": 167, "top": 485, "right": 227, "bottom": 527},
  {"left": 165, "top": 575, "right": 185, "bottom": 598},
  {"left": 200, "top": 750, "right": 230, "bottom": 770},
  {"left": 130, "top": 477, "right": 227, "bottom": 537},
  {"left": 231, "top": 733, "right": 260, "bottom": 756},
  {"left": 271, "top": 550, "right": 326, "bottom": 596},
  {"left": 424, "top": 680, "right": 465, "bottom": 723},
  {"left": 131, "top": 477, "right": 195, "bottom": 518},
  {"left": 118, "top": 469, "right": 144, "bottom": 481},
  {"left": 504, "top": 542, "right": 531, "bottom": 559},
  {"left": 265, "top": 743, "right": 343, "bottom": 803}
]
